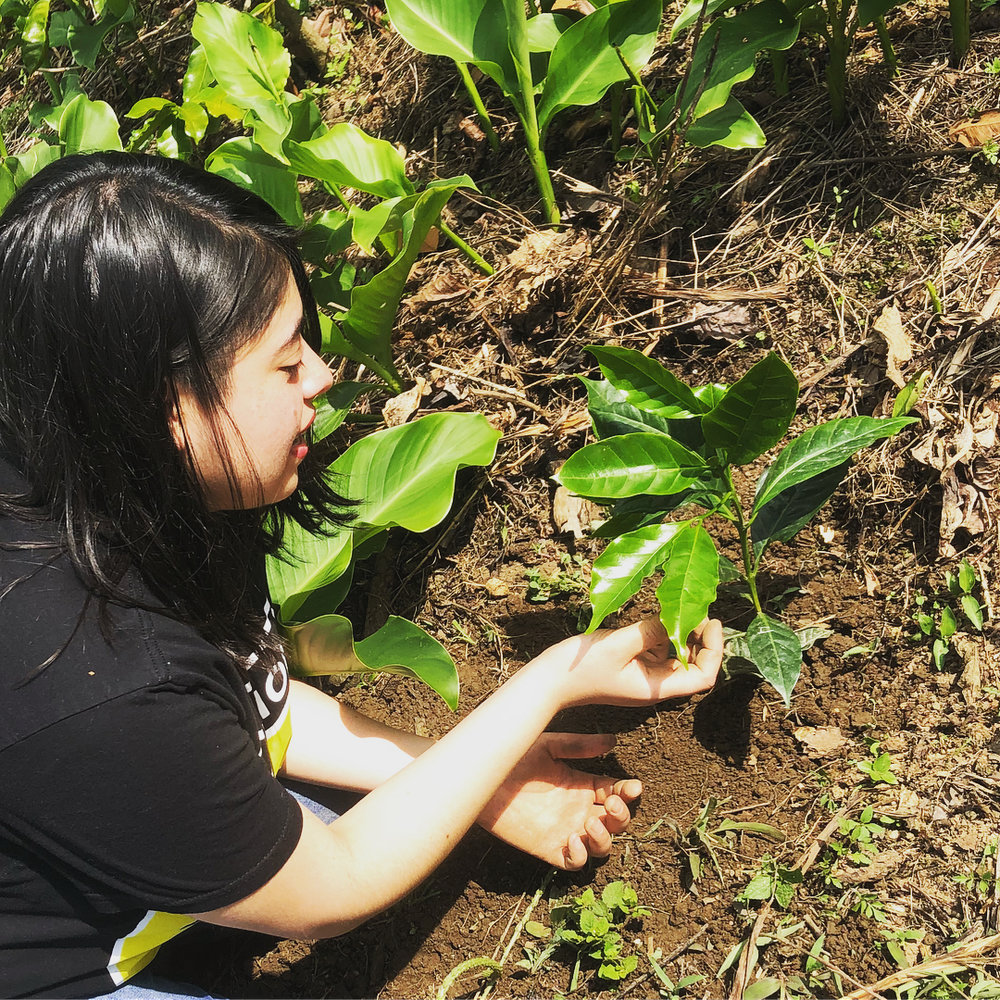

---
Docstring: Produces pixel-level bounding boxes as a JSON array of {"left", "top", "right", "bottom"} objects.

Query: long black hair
[{"left": 0, "top": 152, "right": 353, "bottom": 663}]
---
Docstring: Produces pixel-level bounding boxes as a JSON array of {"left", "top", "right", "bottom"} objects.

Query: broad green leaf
[
  {"left": 685, "top": 96, "right": 765, "bottom": 149},
  {"left": 745, "top": 612, "right": 801, "bottom": 707},
  {"left": 959, "top": 559, "right": 977, "bottom": 594},
  {"left": 536, "top": 0, "right": 662, "bottom": 135},
  {"left": 670, "top": 0, "right": 739, "bottom": 39},
  {"left": 335, "top": 183, "right": 459, "bottom": 370},
  {"left": 312, "top": 380, "right": 370, "bottom": 440},
  {"left": 753, "top": 416, "right": 917, "bottom": 511},
  {"left": 581, "top": 377, "right": 675, "bottom": 439},
  {"left": 205, "top": 137, "right": 303, "bottom": 226},
  {"left": 286, "top": 123, "right": 413, "bottom": 200},
  {"left": 178, "top": 100, "right": 209, "bottom": 143},
  {"left": 556, "top": 433, "right": 709, "bottom": 499},
  {"left": 586, "top": 345, "right": 706, "bottom": 417},
  {"left": 939, "top": 605, "right": 957, "bottom": 639},
  {"left": 702, "top": 352, "right": 798, "bottom": 465},
  {"left": 892, "top": 370, "right": 928, "bottom": 417},
  {"left": 591, "top": 492, "right": 695, "bottom": 538},
  {"left": 287, "top": 613, "right": 459, "bottom": 709},
  {"left": 744, "top": 979, "right": 782, "bottom": 1000},
  {"left": 655, "top": 522, "right": 718, "bottom": 667},
  {"left": 682, "top": 0, "right": 799, "bottom": 119},
  {"left": 20, "top": 0, "right": 48, "bottom": 74},
  {"left": 587, "top": 521, "right": 687, "bottom": 632},
  {"left": 8, "top": 141, "right": 60, "bottom": 186},
  {"left": 962, "top": 594, "right": 983, "bottom": 630},
  {"left": 268, "top": 525, "right": 354, "bottom": 619},
  {"left": 751, "top": 460, "right": 849, "bottom": 557},
  {"left": 384, "top": 0, "right": 518, "bottom": 95},
  {"left": 299, "top": 209, "right": 353, "bottom": 265},
  {"left": 59, "top": 94, "right": 122, "bottom": 153},
  {"left": 857, "top": 0, "right": 900, "bottom": 25},
  {"left": 192, "top": 1, "right": 291, "bottom": 156},
  {"left": 336, "top": 412, "right": 499, "bottom": 530},
  {"left": 795, "top": 624, "right": 832, "bottom": 651},
  {"left": 525, "top": 11, "right": 570, "bottom": 50},
  {"left": 0, "top": 164, "right": 14, "bottom": 212},
  {"left": 693, "top": 383, "right": 729, "bottom": 409},
  {"left": 50, "top": 2, "right": 132, "bottom": 70}
]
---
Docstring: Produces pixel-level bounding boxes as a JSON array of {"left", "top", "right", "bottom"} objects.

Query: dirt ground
[{"left": 152, "top": 2, "right": 1000, "bottom": 997}]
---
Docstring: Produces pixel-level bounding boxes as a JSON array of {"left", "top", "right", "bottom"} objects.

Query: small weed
[
  {"left": 736, "top": 855, "right": 803, "bottom": 910},
  {"left": 647, "top": 950, "right": 706, "bottom": 999},
  {"left": 817, "top": 804, "right": 896, "bottom": 889},
  {"left": 911, "top": 559, "right": 984, "bottom": 669},
  {"left": 980, "top": 139, "right": 1000, "bottom": 166},
  {"left": 853, "top": 740, "right": 899, "bottom": 786},
  {"left": 953, "top": 838, "right": 998, "bottom": 899},
  {"left": 986, "top": 56, "right": 1000, "bottom": 74},
  {"left": 524, "top": 552, "right": 587, "bottom": 602},
  {"left": 519, "top": 881, "right": 649, "bottom": 991},
  {"left": 802, "top": 237, "right": 834, "bottom": 258},
  {"left": 879, "top": 927, "right": 924, "bottom": 969}
]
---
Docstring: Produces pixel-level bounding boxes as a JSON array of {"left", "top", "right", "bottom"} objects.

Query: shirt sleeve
[{"left": 0, "top": 681, "right": 303, "bottom": 914}]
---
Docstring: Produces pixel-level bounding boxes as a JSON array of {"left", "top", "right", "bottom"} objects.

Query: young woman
[{"left": 0, "top": 152, "right": 723, "bottom": 999}]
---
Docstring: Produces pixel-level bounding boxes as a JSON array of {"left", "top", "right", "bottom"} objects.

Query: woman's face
[{"left": 171, "top": 277, "right": 334, "bottom": 510}]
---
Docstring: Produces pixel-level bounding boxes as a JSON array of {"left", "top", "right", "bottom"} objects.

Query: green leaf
[
  {"left": 586, "top": 345, "right": 706, "bottom": 417},
  {"left": 932, "top": 636, "right": 948, "bottom": 670},
  {"left": 7, "top": 141, "right": 60, "bottom": 186},
  {"left": 205, "top": 137, "right": 303, "bottom": 225},
  {"left": 384, "top": 0, "right": 518, "bottom": 95},
  {"left": 751, "top": 460, "right": 849, "bottom": 557},
  {"left": 745, "top": 612, "right": 801, "bottom": 707},
  {"left": 286, "top": 123, "right": 413, "bottom": 200},
  {"left": 959, "top": 558, "right": 977, "bottom": 594},
  {"left": 330, "top": 182, "right": 459, "bottom": 373},
  {"left": 684, "top": 95, "right": 765, "bottom": 149},
  {"left": 753, "top": 416, "right": 916, "bottom": 511},
  {"left": 536, "top": 0, "right": 662, "bottom": 135},
  {"left": 556, "top": 433, "right": 709, "bottom": 499},
  {"left": 191, "top": 1, "right": 291, "bottom": 157},
  {"left": 312, "top": 380, "right": 369, "bottom": 439},
  {"left": 857, "top": 0, "right": 900, "bottom": 25},
  {"left": 655, "top": 522, "right": 718, "bottom": 667},
  {"left": 299, "top": 209, "right": 353, "bottom": 265},
  {"left": 20, "top": 0, "right": 49, "bottom": 74},
  {"left": 0, "top": 163, "right": 14, "bottom": 212},
  {"left": 268, "top": 525, "right": 354, "bottom": 619},
  {"left": 962, "top": 594, "right": 983, "bottom": 631},
  {"left": 702, "top": 352, "right": 798, "bottom": 465},
  {"left": 581, "top": 377, "right": 675, "bottom": 439},
  {"left": 892, "top": 369, "right": 929, "bottom": 418},
  {"left": 681, "top": 0, "right": 799, "bottom": 119},
  {"left": 286, "top": 613, "right": 459, "bottom": 710},
  {"left": 939, "top": 604, "right": 958, "bottom": 639},
  {"left": 591, "top": 492, "right": 696, "bottom": 538},
  {"left": 744, "top": 978, "right": 782, "bottom": 1000},
  {"left": 587, "top": 521, "right": 687, "bottom": 632},
  {"left": 58, "top": 94, "right": 122, "bottom": 153},
  {"left": 670, "top": 0, "right": 739, "bottom": 39},
  {"left": 525, "top": 11, "right": 570, "bottom": 50}
]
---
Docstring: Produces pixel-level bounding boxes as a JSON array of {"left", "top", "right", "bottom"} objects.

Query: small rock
[{"left": 483, "top": 576, "right": 509, "bottom": 598}]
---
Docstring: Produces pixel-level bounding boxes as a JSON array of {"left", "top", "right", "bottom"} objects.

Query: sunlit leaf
[
  {"left": 205, "top": 137, "right": 303, "bottom": 225},
  {"left": 702, "top": 352, "right": 798, "bottom": 465},
  {"left": 59, "top": 94, "right": 122, "bottom": 153},
  {"left": 685, "top": 96, "right": 765, "bottom": 150},
  {"left": 287, "top": 613, "right": 459, "bottom": 709},
  {"left": 588, "top": 521, "right": 687, "bottom": 631},
  {"left": 581, "top": 377, "right": 674, "bottom": 439},
  {"left": 586, "top": 345, "right": 706, "bottom": 417},
  {"left": 753, "top": 416, "right": 916, "bottom": 511},
  {"left": 655, "top": 522, "right": 718, "bottom": 667},
  {"left": 556, "top": 433, "right": 709, "bottom": 499}
]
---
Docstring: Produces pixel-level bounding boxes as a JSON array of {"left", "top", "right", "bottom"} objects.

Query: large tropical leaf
[
  {"left": 655, "top": 522, "right": 718, "bottom": 667},
  {"left": 670, "top": 0, "right": 740, "bottom": 39},
  {"left": 287, "top": 613, "right": 459, "bottom": 709},
  {"left": 588, "top": 521, "right": 687, "bottom": 632},
  {"left": 268, "top": 525, "right": 355, "bottom": 619},
  {"left": 191, "top": 2, "right": 291, "bottom": 157},
  {"left": 312, "top": 381, "right": 370, "bottom": 440},
  {"left": 581, "top": 377, "right": 674, "bottom": 439},
  {"left": 684, "top": 96, "right": 765, "bottom": 149},
  {"left": 701, "top": 352, "right": 798, "bottom": 466},
  {"left": 857, "top": 0, "right": 901, "bottom": 25},
  {"left": 59, "top": 94, "right": 122, "bottom": 153},
  {"left": 745, "top": 612, "right": 801, "bottom": 707},
  {"left": 536, "top": 0, "right": 662, "bottom": 135},
  {"left": 556, "top": 433, "right": 709, "bottom": 499},
  {"left": 205, "top": 138, "right": 303, "bottom": 225},
  {"left": 753, "top": 415, "right": 917, "bottom": 512},
  {"left": 286, "top": 123, "right": 413, "bottom": 200},
  {"left": 384, "top": 0, "right": 518, "bottom": 95},
  {"left": 681, "top": 0, "right": 799, "bottom": 119},
  {"left": 751, "top": 460, "right": 849, "bottom": 557},
  {"left": 587, "top": 345, "right": 706, "bottom": 417}
]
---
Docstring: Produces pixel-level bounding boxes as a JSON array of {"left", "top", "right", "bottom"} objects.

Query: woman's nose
[{"left": 302, "top": 344, "right": 334, "bottom": 401}]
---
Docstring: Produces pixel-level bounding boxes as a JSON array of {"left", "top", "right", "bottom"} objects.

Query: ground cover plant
[
  {"left": 4, "top": 0, "right": 1000, "bottom": 996},
  {"left": 556, "top": 345, "right": 915, "bottom": 704}
]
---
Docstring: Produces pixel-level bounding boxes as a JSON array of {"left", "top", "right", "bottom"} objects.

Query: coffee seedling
[{"left": 555, "top": 347, "right": 915, "bottom": 705}]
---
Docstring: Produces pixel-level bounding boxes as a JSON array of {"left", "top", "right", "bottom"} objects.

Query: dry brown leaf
[
  {"left": 863, "top": 565, "right": 881, "bottom": 596},
  {"left": 381, "top": 376, "right": 427, "bottom": 427},
  {"left": 793, "top": 725, "right": 848, "bottom": 756},
  {"left": 404, "top": 272, "right": 472, "bottom": 313},
  {"left": 953, "top": 634, "right": 984, "bottom": 704},
  {"left": 457, "top": 115, "right": 486, "bottom": 143},
  {"left": 552, "top": 0, "right": 597, "bottom": 13},
  {"left": 552, "top": 486, "right": 599, "bottom": 539},
  {"left": 834, "top": 848, "right": 905, "bottom": 884},
  {"left": 872, "top": 304, "right": 914, "bottom": 388},
  {"left": 505, "top": 230, "right": 591, "bottom": 312},
  {"left": 896, "top": 787, "right": 921, "bottom": 817},
  {"left": 684, "top": 301, "right": 754, "bottom": 341},
  {"left": 949, "top": 108, "right": 1000, "bottom": 147}
]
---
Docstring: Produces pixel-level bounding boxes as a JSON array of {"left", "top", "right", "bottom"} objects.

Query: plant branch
[
  {"left": 454, "top": 61, "right": 500, "bottom": 152},
  {"left": 438, "top": 218, "right": 494, "bottom": 275}
]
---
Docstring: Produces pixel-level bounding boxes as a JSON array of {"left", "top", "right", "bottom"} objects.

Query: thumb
[
  {"left": 542, "top": 732, "right": 617, "bottom": 760},
  {"left": 601, "top": 616, "right": 670, "bottom": 660}
]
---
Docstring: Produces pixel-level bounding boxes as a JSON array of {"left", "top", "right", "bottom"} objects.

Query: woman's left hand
[{"left": 476, "top": 732, "right": 642, "bottom": 870}]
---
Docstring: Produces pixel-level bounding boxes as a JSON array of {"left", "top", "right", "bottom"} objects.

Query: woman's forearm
[{"left": 281, "top": 680, "right": 433, "bottom": 792}]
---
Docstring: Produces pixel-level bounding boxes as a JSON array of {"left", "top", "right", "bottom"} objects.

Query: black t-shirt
[{"left": 0, "top": 462, "right": 303, "bottom": 998}]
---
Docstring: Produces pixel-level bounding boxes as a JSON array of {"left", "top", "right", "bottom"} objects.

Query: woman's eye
[{"left": 280, "top": 360, "right": 303, "bottom": 378}]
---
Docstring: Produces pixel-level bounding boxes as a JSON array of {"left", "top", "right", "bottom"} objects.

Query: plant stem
[
  {"left": 438, "top": 218, "right": 494, "bottom": 275},
  {"left": 874, "top": 17, "right": 897, "bottom": 74},
  {"left": 727, "top": 471, "right": 763, "bottom": 614},
  {"left": 569, "top": 954, "right": 582, "bottom": 993},
  {"left": 435, "top": 957, "right": 502, "bottom": 1000},
  {"left": 949, "top": 0, "right": 970, "bottom": 64},
  {"left": 770, "top": 48, "right": 790, "bottom": 96},
  {"left": 454, "top": 61, "right": 500, "bottom": 152}
]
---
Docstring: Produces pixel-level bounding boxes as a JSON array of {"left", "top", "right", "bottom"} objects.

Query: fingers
[{"left": 558, "top": 783, "right": 641, "bottom": 870}]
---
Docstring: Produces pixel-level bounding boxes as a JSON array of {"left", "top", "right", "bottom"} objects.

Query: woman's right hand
[{"left": 526, "top": 616, "right": 723, "bottom": 710}]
